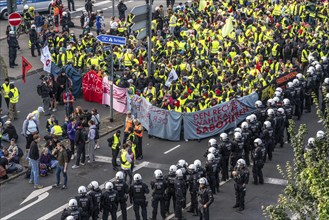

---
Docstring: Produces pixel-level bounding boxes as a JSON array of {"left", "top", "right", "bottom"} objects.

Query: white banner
[
  {"left": 40, "top": 46, "right": 52, "bottom": 73},
  {"left": 165, "top": 68, "right": 178, "bottom": 87}
]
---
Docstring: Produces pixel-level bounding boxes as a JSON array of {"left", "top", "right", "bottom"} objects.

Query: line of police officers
[{"left": 60, "top": 53, "right": 329, "bottom": 220}]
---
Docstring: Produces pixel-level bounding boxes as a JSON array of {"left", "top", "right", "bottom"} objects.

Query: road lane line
[
  {"left": 164, "top": 145, "right": 181, "bottom": 154},
  {"left": 165, "top": 178, "right": 232, "bottom": 220},
  {"left": 37, "top": 162, "right": 149, "bottom": 219},
  {"left": 71, "top": 0, "right": 111, "bottom": 13},
  {"left": 21, "top": 186, "right": 53, "bottom": 205},
  {"left": 1, "top": 192, "right": 49, "bottom": 220},
  {"left": 264, "top": 177, "right": 288, "bottom": 186}
]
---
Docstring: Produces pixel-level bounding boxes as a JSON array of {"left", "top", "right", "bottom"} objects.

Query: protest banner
[
  {"left": 275, "top": 71, "right": 297, "bottom": 87},
  {"left": 102, "top": 77, "right": 128, "bottom": 113},
  {"left": 82, "top": 70, "right": 103, "bottom": 103},
  {"left": 183, "top": 93, "right": 258, "bottom": 140},
  {"left": 128, "top": 95, "right": 182, "bottom": 141}
]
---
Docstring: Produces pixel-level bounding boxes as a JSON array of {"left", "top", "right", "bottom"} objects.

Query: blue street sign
[{"left": 96, "top": 35, "right": 127, "bottom": 46}]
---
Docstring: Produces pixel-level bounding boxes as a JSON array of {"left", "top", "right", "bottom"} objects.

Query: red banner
[{"left": 82, "top": 70, "right": 103, "bottom": 104}]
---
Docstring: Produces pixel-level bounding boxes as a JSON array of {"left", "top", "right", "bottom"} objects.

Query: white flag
[
  {"left": 165, "top": 68, "right": 178, "bottom": 87},
  {"left": 40, "top": 46, "right": 52, "bottom": 73}
]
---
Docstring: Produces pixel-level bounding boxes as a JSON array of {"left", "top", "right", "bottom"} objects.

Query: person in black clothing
[
  {"left": 113, "top": 171, "right": 129, "bottom": 220},
  {"left": 282, "top": 98, "right": 293, "bottom": 143},
  {"left": 87, "top": 181, "right": 102, "bottom": 220},
  {"left": 117, "top": 0, "right": 127, "bottom": 20},
  {"left": 186, "top": 164, "right": 198, "bottom": 216},
  {"left": 56, "top": 71, "right": 71, "bottom": 104},
  {"left": 2, "top": 120, "right": 18, "bottom": 142},
  {"left": 164, "top": 165, "right": 177, "bottom": 216},
  {"left": 61, "top": 199, "right": 82, "bottom": 220},
  {"left": 73, "top": 122, "right": 86, "bottom": 168},
  {"left": 232, "top": 159, "right": 249, "bottom": 211},
  {"left": 150, "top": 169, "right": 167, "bottom": 220},
  {"left": 76, "top": 185, "right": 93, "bottom": 220},
  {"left": 174, "top": 169, "right": 186, "bottom": 220},
  {"left": 251, "top": 138, "right": 265, "bottom": 185},
  {"left": 260, "top": 121, "right": 274, "bottom": 161},
  {"left": 197, "top": 177, "right": 214, "bottom": 220},
  {"left": 39, "top": 76, "right": 51, "bottom": 116},
  {"left": 30, "top": 25, "right": 41, "bottom": 57},
  {"left": 205, "top": 153, "right": 217, "bottom": 194},
  {"left": 7, "top": 31, "right": 19, "bottom": 68},
  {"left": 100, "top": 182, "right": 118, "bottom": 220},
  {"left": 219, "top": 132, "right": 233, "bottom": 181},
  {"left": 130, "top": 173, "right": 149, "bottom": 220}
]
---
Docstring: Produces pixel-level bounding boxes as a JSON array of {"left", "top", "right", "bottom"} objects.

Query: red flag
[
  {"left": 138, "top": 53, "right": 143, "bottom": 66},
  {"left": 22, "top": 56, "right": 32, "bottom": 83}
]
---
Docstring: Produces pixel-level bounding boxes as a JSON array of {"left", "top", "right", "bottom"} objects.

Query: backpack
[
  {"left": 17, "top": 147, "right": 24, "bottom": 158},
  {"left": 66, "top": 148, "right": 72, "bottom": 163},
  {"left": 37, "top": 84, "right": 43, "bottom": 96},
  {"left": 81, "top": 128, "right": 88, "bottom": 141},
  {"left": 92, "top": 128, "right": 99, "bottom": 140},
  {"left": 39, "top": 163, "right": 48, "bottom": 177}
]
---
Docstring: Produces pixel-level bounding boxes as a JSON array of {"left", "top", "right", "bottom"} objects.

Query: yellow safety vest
[
  {"left": 127, "top": 133, "right": 136, "bottom": 156},
  {"left": 169, "top": 15, "right": 177, "bottom": 27},
  {"left": 273, "top": 4, "right": 281, "bottom": 16},
  {"left": 301, "top": 49, "right": 308, "bottom": 63},
  {"left": 2, "top": 83, "right": 10, "bottom": 98},
  {"left": 124, "top": 54, "right": 133, "bottom": 66},
  {"left": 53, "top": 125, "right": 63, "bottom": 136},
  {"left": 211, "top": 41, "right": 219, "bottom": 54},
  {"left": 121, "top": 150, "right": 131, "bottom": 169},
  {"left": 9, "top": 88, "right": 19, "bottom": 104},
  {"left": 112, "top": 134, "right": 120, "bottom": 149},
  {"left": 66, "top": 51, "right": 73, "bottom": 63}
]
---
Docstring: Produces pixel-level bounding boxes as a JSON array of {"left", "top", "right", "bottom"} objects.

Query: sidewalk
[
  {"left": 0, "top": 19, "right": 96, "bottom": 80},
  {"left": 0, "top": 111, "right": 125, "bottom": 185}
]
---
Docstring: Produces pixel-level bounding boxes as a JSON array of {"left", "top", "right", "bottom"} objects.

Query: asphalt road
[{"left": 0, "top": 102, "right": 324, "bottom": 220}]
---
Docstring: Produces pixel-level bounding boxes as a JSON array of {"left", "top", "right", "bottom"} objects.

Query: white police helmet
[
  {"left": 308, "top": 137, "right": 315, "bottom": 145},
  {"left": 273, "top": 97, "right": 280, "bottom": 103},
  {"left": 267, "top": 108, "right": 274, "bottom": 116},
  {"left": 254, "top": 138, "right": 262, "bottom": 146},
  {"left": 241, "top": 122, "right": 249, "bottom": 129},
  {"left": 198, "top": 177, "right": 207, "bottom": 185},
  {"left": 24, "top": 4, "right": 29, "bottom": 10},
  {"left": 267, "top": 98, "right": 274, "bottom": 106},
  {"left": 237, "top": 158, "right": 246, "bottom": 167},
  {"left": 169, "top": 165, "right": 177, "bottom": 173},
  {"left": 278, "top": 108, "right": 285, "bottom": 115},
  {"left": 194, "top": 160, "right": 202, "bottom": 168},
  {"left": 175, "top": 169, "right": 183, "bottom": 177},
  {"left": 177, "top": 159, "right": 186, "bottom": 167},
  {"left": 78, "top": 186, "right": 87, "bottom": 195},
  {"left": 234, "top": 127, "right": 242, "bottom": 133},
  {"left": 264, "top": 121, "right": 271, "bottom": 128},
  {"left": 207, "top": 153, "right": 215, "bottom": 161},
  {"left": 68, "top": 198, "right": 78, "bottom": 208},
  {"left": 208, "top": 138, "right": 217, "bottom": 146},
  {"left": 293, "top": 79, "right": 299, "bottom": 86},
  {"left": 316, "top": 130, "right": 325, "bottom": 139},
  {"left": 154, "top": 169, "right": 163, "bottom": 179},
  {"left": 324, "top": 78, "right": 329, "bottom": 85},
  {"left": 220, "top": 132, "right": 228, "bottom": 141},
  {"left": 88, "top": 181, "right": 99, "bottom": 190},
  {"left": 208, "top": 146, "right": 216, "bottom": 154},
  {"left": 275, "top": 87, "right": 283, "bottom": 93},
  {"left": 283, "top": 98, "right": 290, "bottom": 106},
  {"left": 116, "top": 171, "right": 124, "bottom": 180},
  {"left": 234, "top": 132, "right": 242, "bottom": 140},
  {"left": 255, "top": 100, "right": 262, "bottom": 108},
  {"left": 66, "top": 216, "right": 75, "bottom": 220},
  {"left": 105, "top": 182, "right": 114, "bottom": 190},
  {"left": 287, "top": 82, "right": 294, "bottom": 88},
  {"left": 188, "top": 164, "right": 196, "bottom": 171},
  {"left": 133, "top": 173, "right": 142, "bottom": 182}
]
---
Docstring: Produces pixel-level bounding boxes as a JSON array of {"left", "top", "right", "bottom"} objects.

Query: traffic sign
[
  {"left": 131, "top": 20, "right": 147, "bottom": 32},
  {"left": 8, "top": 12, "right": 22, "bottom": 27},
  {"left": 96, "top": 34, "right": 127, "bottom": 46},
  {"left": 131, "top": 5, "right": 148, "bottom": 16}
]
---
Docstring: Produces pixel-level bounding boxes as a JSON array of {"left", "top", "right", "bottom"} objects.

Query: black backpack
[
  {"left": 37, "top": 84, "right": 43, "bottom": 96},
  {"left": 92, "top": 128, "right": 99, "bottom": 140}
]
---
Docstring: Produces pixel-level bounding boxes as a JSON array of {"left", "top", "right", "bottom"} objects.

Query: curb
[
  {"left": 0, "top": 121, "right": 124, "bottom": 186},
  {"left": 9, "top": 68, "right": 44, "bottom": 81}
]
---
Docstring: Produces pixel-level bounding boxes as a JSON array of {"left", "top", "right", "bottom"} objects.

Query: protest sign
[{"left": 102, "top": 77, "right": 128, "bottom": 113}]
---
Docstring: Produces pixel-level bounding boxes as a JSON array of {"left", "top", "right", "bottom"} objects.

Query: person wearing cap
[
  {"left": 30, "top": 24, "right": 41, "bottom": 57},
  {"left": 8, "top": 83, "right": 19, "bottom": 121},
  {"left": 7, "top": 30, "right": 19, "bottom": 68},
  {"left": 31, "top": 107, "right": 46, "bottom": 125},
  {"left": 1, "top": 78, "right": 11, "bottom": 109},
  {"left": 133, "top": 119, "right": 143, "bottom": 160},
  {"left": 2, "top": 120, "right": 18, "bottom": 142}
]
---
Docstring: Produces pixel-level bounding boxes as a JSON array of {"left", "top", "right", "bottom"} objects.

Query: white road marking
[
  {"left": 1, "top": 192, "right": 49, "bottom": 220},
  {"left": 264, "top": 177, "right": 288, "bottom": 186},
  {"left": 37, "top": 162, "right": 148, "bottom": 219},
  {"left": 1, "top": 115, "right": 7, "bottom": 119},
  {"left": 21, "top": 186, "right": 53, "bottom": 205},
  {"left": 102, "top": 8, "right": 108, "bottom": 11},
  {"left": 165, "top": 178, "right": 232, "bottom": 220},
  {"left": 71, "top": 0, "right": 112, "bottom": 13},
  {"left": 164, "top": 145, "right": 181, "bottom": 154}
]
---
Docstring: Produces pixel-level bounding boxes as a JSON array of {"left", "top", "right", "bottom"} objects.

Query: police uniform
[
  {"left": 174, "top": 176, "right": 186, "bottom": 220},
  {"left": 304, "top": 74, "right": 315, "bottom": 112},
  {"left": 100, "top": 188, "right": 118, "bottom": 220},
  {"left": 75, "top": 194, "right": 93, "bottom": 220},
  {"left": 7, "top": 34, "right": 19, "bottom": 68},
  {"left": 61, "top": 206, "right": 83, "bottom": 220},
  {"left": 260, "top": 126, "right": 274, "bottom": 161},
  {"left": 241, "top": 128, "right": 252, "bottom": 166},
  {"left": 205, "top": 160, "right": 218, "bottom": 194},
  {"left": 197, "top": 185, "right": 214, "bottom": 220},
  {"left": 251, "top": 145, "right": 265, "bottom": 185},
  {"left": 164, "top": 172, "right": 176, "bottom": 215},
  {"left": 231, "top": 139, "right": 245, "bottom": 168},
  {"left": 186, "top": 170, "right": 198, "bottom": 216},
  {"left": 87, "top": 188, "right": 102, "bottom": 220},
  {"left": 294, "top": 84, "right": 304, "bottom": 120},
  {"left": 113, "top": 179, "right": 129, "bottom": 220},
  {"left": 232, "top": 165, "right": 249, "bottom": 211},
  {"left": 150, "top": 178, "right": 167, "bottom": 219},
  {"left": 130, "top": 181, "right": 149, "bottom": 220},
  {"left": 219, "top": 139, "right": 233, "bottom": 181}
]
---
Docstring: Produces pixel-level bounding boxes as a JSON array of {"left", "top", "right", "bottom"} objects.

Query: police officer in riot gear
[
  {"left": 61, "top": 199, "right": 83, "bottom": 220},
  {"left": 100, "top": 182, "right": 118, "bottom": 220},
  {"left": 186, "top": 164, "right": 199, "bottom": 216},
  {"left": 205, "top": 153, "right": 218, "bottom": 194},
  {"left": 304, "top": 70, "right": 315, "bottom": 113},
  {"left": 276, "top": 108, "right": 286, "bottom": 148},
  {"left": 282, "top": 99, "right": 293, "bottom": 142},
  {"left": 130, "top": 173, "right": 149, "bottom": 220},
  {"left": 284, "top": 82, "right": 296, "bottom": 106},
  {"left": 76, "top": 186, "right": 93, "bottom": 220},
  {"left": 208, "top": 138, "right": 218, "bottom": 148},
  {"left": 260, "top": 121, "right": 274, "bottom": 161},
  {"left": 251, "top": 139, "right": 265, "bottom": 185},
  {"left": 322, "top": 57, "right": 329, "bottom": 78},
  {"left": 266, "top": 109, "right": 277, "bottom": 144},
  {"left": 321, "top": 78, "right": 329, "bottom": 114},
  {"left": 254, "top": 100, "right": 267, "bottom": 124},
  {"left": 232, "top": 159, "right": 250, "bottom": 211},
  {"left": 293, "top": 79, "right": 304, "bottom": 120},
  {"left": 248, "top": 114, "right": 261, "bottom": 149},
  {"left": 219, "top": 132, "right": 233, "bottom": 181},
  {"left": 176, "top": 159, "right": 188, "bottom": 207},
  {"left": 7, "top": 31, "right": 19, "bottom": 68},
  {"left": 232, "top": 132, "right": 245, "bottom": 166},
  {"left": 197, "top": 177, "right": 214, "bottom": 220},
  {"left": 194, "top": 160, "right": 205, "bottom": 179},
  {"left": 296, "top": 73, "right": 307, "bottom": 113},
  {"left": 113, "top": 171, "right": 129, "bottom": 220},
  {"left": 164, "top": 165, "right": 177, "bottom": 216},
  {"left": 150, "top": 169, "right": 167, "bottom": 220},
  {"left": 174, "top": 169, "right": 186, "bottom": 220},
  {"left": 87, "top": 181, "right": 102, "bottom": 220},
  {"left": 240, "top": 122, "right": 252, "bottom": 166},
  {"left": 206, "top": 146, "right": 221, "bottom": 192}
]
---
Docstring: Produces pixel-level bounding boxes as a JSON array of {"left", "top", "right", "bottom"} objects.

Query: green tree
[{"left": 263, "top": 99, "right": 329, "bottom": 220}]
